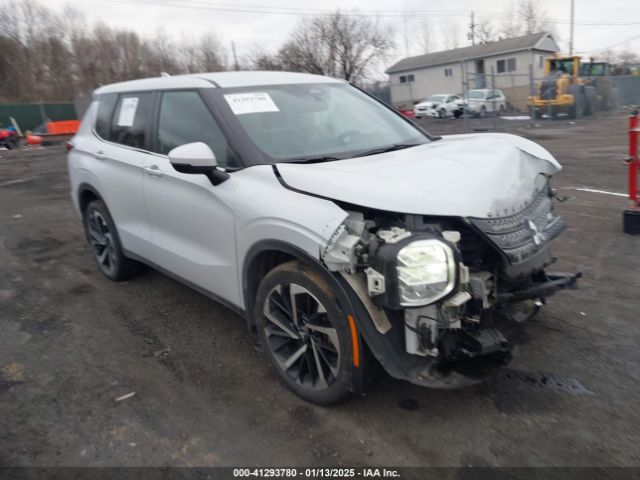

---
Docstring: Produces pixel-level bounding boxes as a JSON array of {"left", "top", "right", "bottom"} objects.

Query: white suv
[{"left": 68, "top": 71, "right": 579, "bottom": 404}]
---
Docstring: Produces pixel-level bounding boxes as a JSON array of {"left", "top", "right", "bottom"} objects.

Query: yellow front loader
[{"left": 528, "top": 56, "right": 596, "bottom": 119}]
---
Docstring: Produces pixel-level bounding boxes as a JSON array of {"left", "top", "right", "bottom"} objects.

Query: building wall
[{"left": 389, "top": 49, "right": 552, "bottom": 110}]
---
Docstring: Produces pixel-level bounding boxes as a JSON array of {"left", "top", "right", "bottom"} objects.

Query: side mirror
[
  {"left": 168, "top": 142, "right": 218, "bottom": 168},
  {"left": 168, "top": 142, "right": 229, "bottom": 186}
]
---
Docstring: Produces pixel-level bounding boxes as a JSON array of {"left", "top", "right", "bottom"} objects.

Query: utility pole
[
  {"left": 231, "top": 41, "right": 239, "bottom": 71},
  {"left": 403, "top": 0, "right": 409, "bottom": 56},
  {"left": 468, "top": 11, "right": 477, "bottom": 46},
  {"left": 569, "top": 0, "right": 575, "bottom": 56}
]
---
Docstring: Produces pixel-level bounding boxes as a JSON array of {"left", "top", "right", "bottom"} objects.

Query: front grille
[{"left": 469, "top": 189, "right": 566, "bottom": 264}]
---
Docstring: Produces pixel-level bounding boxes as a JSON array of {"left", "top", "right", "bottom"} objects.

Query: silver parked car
[
  {"left": 457, "top": 89, "right": 508, "bottom": 117},
  {"left": 68, "top": 71, "right": 579, "bottom": 404}
]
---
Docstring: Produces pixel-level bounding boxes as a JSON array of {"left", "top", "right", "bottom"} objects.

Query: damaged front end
[{"left": 321, "top": 182, "right": 580, "bottom": 388}]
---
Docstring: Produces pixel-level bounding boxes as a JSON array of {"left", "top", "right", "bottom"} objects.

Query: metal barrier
[{"left": 623, "top": 110, "right": 640, "bottom": 234}]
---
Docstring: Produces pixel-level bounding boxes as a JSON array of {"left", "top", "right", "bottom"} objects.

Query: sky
[{"left": 44, "top": 0, "right": 640, "bottom": 73}]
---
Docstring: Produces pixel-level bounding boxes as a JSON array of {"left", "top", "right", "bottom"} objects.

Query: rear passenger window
[
  {"left": 95, "top": 93, "right": 118, "bottom": 139},
  {"left": 109, "top": 93, "right": 154, "bottom": 149},
  {"left": 156, "top": 91, "right": 229, "bottom": 166}
]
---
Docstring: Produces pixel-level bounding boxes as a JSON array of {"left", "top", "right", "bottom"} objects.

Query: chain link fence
[{"left": 391, "top": 64, "right": 640, "bottom": 133}]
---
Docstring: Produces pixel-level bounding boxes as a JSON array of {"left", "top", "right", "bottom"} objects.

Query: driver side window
[{"left": 156, "top": 91, "right": 230, "bottom": 166}]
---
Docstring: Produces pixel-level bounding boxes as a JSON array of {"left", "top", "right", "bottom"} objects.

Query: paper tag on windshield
[
  {"left": 224, "top": 93, "right": 279, "bottom": 115},
  {"left": 117, "top": 97, "right": 139, "bottom": 126}
]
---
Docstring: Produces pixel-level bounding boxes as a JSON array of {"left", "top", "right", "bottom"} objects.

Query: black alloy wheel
[
  {"left": 254, "top": 261, "right": 366, "bottom": 404},
  {"left": 83, "top": 199, "right": 141, "bottom": 281}
]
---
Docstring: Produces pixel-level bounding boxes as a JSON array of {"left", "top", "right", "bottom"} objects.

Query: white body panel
[{"left": 68, "top": 101, "right": 155, "bottom": 257}]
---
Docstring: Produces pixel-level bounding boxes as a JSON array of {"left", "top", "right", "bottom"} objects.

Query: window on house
[
  {"left": 497, "top": 58, "right": 517, "bottom": 73},
  {"left": 444, "top": 68, "right": 453, "bottom": 77},
  {"left": 399, "top": 74, "right": 415, "bottom": 84},
  {"left": 539, "top": 55, "right": 544, "bottom": 69}
]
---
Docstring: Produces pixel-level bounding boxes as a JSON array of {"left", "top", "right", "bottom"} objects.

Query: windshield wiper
[
  {"left": 352, "top": 143, "right": 421, "bottom": 158},
  {"left": 287, "top": 155, "right": 344, "bottom": 164}
]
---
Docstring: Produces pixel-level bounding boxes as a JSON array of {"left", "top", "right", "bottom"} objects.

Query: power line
[
  {"left": 579, "top": 33, "right": 640, "bottom": 53},
  {"left": 101, "top": 0, "right": 640, "bottom": 26}
]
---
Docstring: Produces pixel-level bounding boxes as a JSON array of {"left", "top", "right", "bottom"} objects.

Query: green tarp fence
[{"left": 0, "top": 103, "right": 77, "bottom": 132}]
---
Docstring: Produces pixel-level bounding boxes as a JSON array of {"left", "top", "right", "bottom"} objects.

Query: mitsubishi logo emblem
[{"left": 528, "top": 220, "right": 546, "bottom": 246}]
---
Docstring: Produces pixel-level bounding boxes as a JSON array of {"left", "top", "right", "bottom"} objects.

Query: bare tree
[
  {"left": 277, "top": 11, "right": 394, "bottom": 83},
  {"left": 618, "top": 48, "right": 639, "bottom": 66},
  {"left": 597, "top": 49, "right": 616, "bottom": 64},
  {"left": 248, "top": 48, "right": 284, "bottom": 71},
  {"left": 499, "top": 1, "right": 520, "bottom": 39},
  {"left": 441, "top": 20, "right": 461, "bottom": 50},
  {"left": 419, "top": 19, "right": 433, "bottom": 53},
  {"left": 473, "top": 17, "right": 496, "bottom": 44}
]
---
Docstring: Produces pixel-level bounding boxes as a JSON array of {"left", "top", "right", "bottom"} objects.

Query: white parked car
[
  {"left": 413, "top": 94, "right": 461, "bottom": 118},
  {"left": 68, "top": 71, "right": 579, "bottom": 405},
  {"left": 457, "top": 89, "right": 508, "bottom": 117}
]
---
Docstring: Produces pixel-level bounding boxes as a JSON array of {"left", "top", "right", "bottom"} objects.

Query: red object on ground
[
  {"left": 26, "top": 135, "right": 43, "bottom": 146},
  {"left": 45, "top": 120, "right": 80, "bottom": 135},
  {"left": 398, "top": 108, "right": 415, "bottom": 119},
  {"left": 0, "top": 129, "right": 10, "bottom": 140},
  {"left": 627, "top": 111, "right": 640, "bottom": 207}
]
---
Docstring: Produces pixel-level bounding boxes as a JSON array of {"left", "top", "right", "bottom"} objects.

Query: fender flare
[
  {"left": 242, "top": 240, "right": 329, "bottom": 321},
  {"left": 77, "top": 182, "right": 105, "bottom": 213}
]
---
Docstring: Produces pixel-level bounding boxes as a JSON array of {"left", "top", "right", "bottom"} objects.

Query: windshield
[
  {"left": 222, "top": 83, "right": 428, "bottom": 163},
  {"left": 428, "top": 95, "right": 447, "bottom": 102},
  {"left": 466, "top": 90, "right": 486, "bottom": 99}
]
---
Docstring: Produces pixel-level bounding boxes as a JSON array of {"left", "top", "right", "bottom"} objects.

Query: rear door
[
  {"left": 90, "top": 92, "right": 156, "bottom": 258},
  {"left": 142, "top": 90, "right": 240, "bottom": 306}
]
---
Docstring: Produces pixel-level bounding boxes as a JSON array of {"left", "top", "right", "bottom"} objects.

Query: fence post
[
  {"left": 39, "top": 101, "right": 47, "bottom": 126},
  {"left": 529, "top": 64, "right": 536, "bottom": 121},
  {"left": 461, "top": 61, "right": 470, "bottom": 132},
  {"left": 490, "top": 66, "right": 497, "bottom": 130}
]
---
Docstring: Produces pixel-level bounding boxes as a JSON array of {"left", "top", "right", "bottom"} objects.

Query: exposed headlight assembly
[
  {"left": 396, "top": 239, "right": 456, "bottom": 306},
  {"left": 371, "top": 234, "right": 459, "bottom": 309}
]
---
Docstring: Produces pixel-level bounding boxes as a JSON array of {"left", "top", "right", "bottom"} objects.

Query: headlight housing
[
  {"left": 371, "top": 234, "right": 459, "bottom": 309},
  {"left": 396, "top": 239, "right": 456, "bottom": 306}
]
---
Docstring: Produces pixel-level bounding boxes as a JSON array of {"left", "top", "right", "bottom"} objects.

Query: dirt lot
[{"left": 1, "top": 112, "right": 639, "bottom": 467}]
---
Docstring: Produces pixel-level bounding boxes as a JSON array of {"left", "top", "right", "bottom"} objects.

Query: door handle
[
  {"left": 94, "top": 151, "right": 107, "bottom": 161},
  {"left": 144, "top": 165, "right": 164, "bottom": 177}
]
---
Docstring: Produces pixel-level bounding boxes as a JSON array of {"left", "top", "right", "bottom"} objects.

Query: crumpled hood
[{"left": 275, "top": 133, "right": 561, "bottom": 219}]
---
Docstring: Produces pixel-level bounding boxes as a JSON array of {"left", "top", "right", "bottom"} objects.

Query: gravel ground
[{"left": 1, "top": 111, "right": 639, "bottom": 467}]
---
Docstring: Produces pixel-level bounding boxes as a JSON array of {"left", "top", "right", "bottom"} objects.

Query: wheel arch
[
  {"left": 77, "top": 182, "right": 105, "bottom": 215},
  {"left": 242, "top": 240, "right": 329, "bottom": 332}
]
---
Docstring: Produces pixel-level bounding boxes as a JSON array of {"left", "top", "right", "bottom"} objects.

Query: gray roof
[{"left": 386, "top": 32, "right": 558, "bottom": 74}]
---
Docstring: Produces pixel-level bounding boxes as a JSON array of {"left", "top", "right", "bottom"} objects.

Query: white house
[{"left": 386, "top": 32, "right": 560, "bottom": 110}]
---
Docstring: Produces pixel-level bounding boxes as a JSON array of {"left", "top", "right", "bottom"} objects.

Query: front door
[{"left": 142, "top": 90, "right": 241, "bottom": 306}]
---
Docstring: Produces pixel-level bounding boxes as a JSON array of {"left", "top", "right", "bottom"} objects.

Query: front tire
[
  {"left": 254, "top": 261, "right": 364, "bottom": 405},
  {"left": 83, "top": 199, "right": 141, "bottom": 281}
]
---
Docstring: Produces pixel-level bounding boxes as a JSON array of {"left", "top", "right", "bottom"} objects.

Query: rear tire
[
  {"left": 254, "top": 261, "right": 365, "bottom": 405},
  {"left": 83, "top": 199, "right": 142, "bottom": 281}
]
